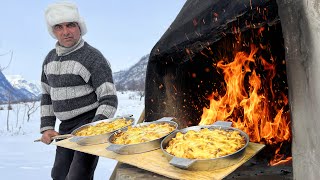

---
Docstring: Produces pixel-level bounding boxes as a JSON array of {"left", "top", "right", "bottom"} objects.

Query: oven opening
[{"left": 144, "top": 0, "right": 301, "bottom": 178}]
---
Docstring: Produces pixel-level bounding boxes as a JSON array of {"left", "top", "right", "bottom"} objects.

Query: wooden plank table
[{"left": 54, "top": 139, "right": 265, "bottom": 180}]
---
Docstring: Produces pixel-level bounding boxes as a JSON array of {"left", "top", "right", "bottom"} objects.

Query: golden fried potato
[
  {"left": 165, "top": 128, "right": 246, "bottom": 159},
  {"left": 75, "top": 118, "right": 132, "bottom": 136},
  {"left": 112, "top": 123, "right": 175, "bottom": 145}
]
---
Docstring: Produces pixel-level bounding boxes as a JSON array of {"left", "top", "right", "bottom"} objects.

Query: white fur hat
[{"left": 45, "top": 1, "right": 87, "bottom": 39}]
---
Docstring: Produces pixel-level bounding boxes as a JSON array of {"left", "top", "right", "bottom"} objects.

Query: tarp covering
[{"left": 149, "top": 0, "right": 279, "bottom": 62}]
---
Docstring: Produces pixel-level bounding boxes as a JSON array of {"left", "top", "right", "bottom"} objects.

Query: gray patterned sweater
[{"left": 40, "top": 40, "right": 118, "bottom": 133}]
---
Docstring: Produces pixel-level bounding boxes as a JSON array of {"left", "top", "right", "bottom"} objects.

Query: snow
[{"left": 0, "top": 91, "right": 144, "bottom": 180}]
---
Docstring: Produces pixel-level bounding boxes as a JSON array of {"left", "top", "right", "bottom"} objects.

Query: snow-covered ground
[{"left": 0, "top": 91, "right": 144, "bottom": 180}]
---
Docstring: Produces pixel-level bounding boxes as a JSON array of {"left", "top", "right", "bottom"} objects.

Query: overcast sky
[{"left": 0, "top": 0, "right": 185, "bottom": 81}]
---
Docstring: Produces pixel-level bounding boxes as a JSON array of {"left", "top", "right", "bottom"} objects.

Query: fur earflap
[{"left": 45, "top": 1, "right": 87, "bottom": 39}]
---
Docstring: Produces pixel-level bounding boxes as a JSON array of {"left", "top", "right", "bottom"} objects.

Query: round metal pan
[
  {"left": 66, "top": 116, "right": 135, "bottom": 146},
  {"left": 106, "top": 117, "right": 178, "bottom": 155},
  {"left": 160, "top": 121, "right": 249, "bottom": 171}
]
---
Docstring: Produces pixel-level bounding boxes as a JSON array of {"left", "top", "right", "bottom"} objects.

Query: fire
[{"left": 199, "top": 44, "right": 291, "bottom": 164}]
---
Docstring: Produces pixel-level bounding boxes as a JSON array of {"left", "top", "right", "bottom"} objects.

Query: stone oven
[{"left": 145, "top": 0, "right": 320, "bottom": 179}]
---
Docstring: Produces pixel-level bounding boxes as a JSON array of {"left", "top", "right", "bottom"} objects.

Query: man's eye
[
  {"left": 67, "top": 23, "right": 77, "bottom": 28},
  {"left": 53, "top": 25, "right": 62, "bottom": 30}
]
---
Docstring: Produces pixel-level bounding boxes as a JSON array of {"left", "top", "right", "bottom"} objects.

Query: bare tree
[
  {"left": 7, "top": 105, "right": 10, "bottom": 131},
  {"left": 137, "top": 91, "right": 145, "bottom": 101},
  {"left": 136, "top": 79, "right": 145, "bottom": 101},
  {"left": 5, "top": 91, "right": 13, "bottom": 131},
  {"left": 115, "top": 82, "right": 126, "bottom": 91},
  {"left": 14, "top": 103, "right": 22, "bottom": 128},
  {"left": 25, "top": 101, "right": 40, "bottom": 122},
  {"left": 22, "top": 103, "right": 27, "bottom": 125},
  {"left": 1, "top": 50, "right": 14, "bottom": 131},
  {"left": 0, "top": 50, "right": 13, "bottom": 71}
]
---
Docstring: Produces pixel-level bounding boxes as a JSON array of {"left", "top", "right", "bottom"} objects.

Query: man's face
[{"left": 52, "top": 22, "right": 81, "bottom": 47}]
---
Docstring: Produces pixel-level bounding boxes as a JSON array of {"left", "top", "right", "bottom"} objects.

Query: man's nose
[{"left": 62, "top": 27, "right": 70, "bottom": 35}]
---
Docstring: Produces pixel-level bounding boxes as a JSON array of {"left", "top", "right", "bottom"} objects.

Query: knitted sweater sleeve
[
  {"left": 89, "top": 53, "right": 118, "bottom": 122},
  {"left": 40, "top": 60, "right": 56, "bottom": 133}
]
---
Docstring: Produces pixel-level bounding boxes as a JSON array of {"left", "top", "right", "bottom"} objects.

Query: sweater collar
[{"left": 55, "top": 38, "right": 84, "bottom": 56}]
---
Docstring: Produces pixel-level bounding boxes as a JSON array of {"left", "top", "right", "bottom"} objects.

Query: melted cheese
[
  {"left": 75, "top": 118, "right": 133, "bottom": 136},
  {"left": 165, "top": 128, "right": 246, "bottom": 159},
  {"left": 112, "top": 123, "right": 175, "bottom": 145}
]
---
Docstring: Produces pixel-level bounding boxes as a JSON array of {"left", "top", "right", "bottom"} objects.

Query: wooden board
[{"left": 54, "top": 140, "right": 265, "bottom": 180}]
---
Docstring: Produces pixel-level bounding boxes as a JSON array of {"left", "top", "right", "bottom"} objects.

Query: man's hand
[{"left": 41, "top": 129, "right": 59, "bottom": 145}]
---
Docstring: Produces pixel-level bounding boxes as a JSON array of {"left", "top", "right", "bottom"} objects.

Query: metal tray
[
  {"left": 67, "top": 116, "right": 135, "bottom": 146},
  {"left": 160, "top": 121, "right": 249, "bottom": 170},
  {"left": 106, "top": 117, "right": 178, "bottom": 155}
]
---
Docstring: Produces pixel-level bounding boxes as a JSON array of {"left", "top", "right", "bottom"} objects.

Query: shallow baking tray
[
  {"left": 49, "top": 116, "right": 135, "bottom": 146},
  {"left": 161, "top": 121, "right": 249, "bottom": 170},
  {"left": 106, "top": 117, "right": 178, "bottom": 155}
]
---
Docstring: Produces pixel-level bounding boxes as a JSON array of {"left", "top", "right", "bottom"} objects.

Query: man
[{"left": 40, "top": 2, "right": 118, "bottom": 180}]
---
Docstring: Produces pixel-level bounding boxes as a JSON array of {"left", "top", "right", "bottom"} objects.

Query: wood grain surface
[{"left": 54, "top": 140, "right": 265, "bottom": 180}]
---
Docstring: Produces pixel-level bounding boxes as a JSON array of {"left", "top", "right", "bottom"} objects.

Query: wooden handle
[
  {"left": 34, "top": 134, "right": 73, "bottom": 142},
  {"left": 51, "top": 134, "right": 73, "bottom": 140},
  {"left": 34, "top": 139, "right": 41, "bottom": 142}
]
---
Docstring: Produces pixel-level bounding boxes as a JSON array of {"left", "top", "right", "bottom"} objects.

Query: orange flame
[
  {"left": 269, "top": 143, "right": 292, "bottom": 166},
  {"left": 199, "top": 44, "right": 291, "bottom": 164}
]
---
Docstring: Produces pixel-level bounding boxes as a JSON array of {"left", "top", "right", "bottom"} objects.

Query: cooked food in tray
[
  {"left": 75, "top": 118, "right": 133, "bottom": 136},
  {"left": 165, "top": 128, "right": 246, "bottom": 159},
  {"left": 112, "top": 123, "right": 176, "bottom": 145}
]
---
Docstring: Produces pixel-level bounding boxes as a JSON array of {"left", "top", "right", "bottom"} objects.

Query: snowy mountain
[
  {"left": 5, "top": 75, "right": 41, "bottom": 97},
  {"left": 0, "top": 72, "right": 40, "bottom": 104},
  {"left": 113, "top": 54, "right": 149, "bottom": 91}
]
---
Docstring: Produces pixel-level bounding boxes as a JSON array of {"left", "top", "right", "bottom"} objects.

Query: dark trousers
[{"left": 52, "top": 109, "right": 99, "bottom": 180}]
